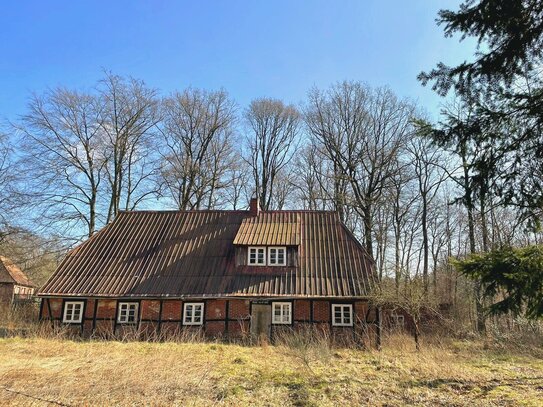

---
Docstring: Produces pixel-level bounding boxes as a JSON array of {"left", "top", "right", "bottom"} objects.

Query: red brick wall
[
  {"left": 206, "top": 299, "right": 226, "bottom": 320},
  {"left": 141, "top": 300, "right": 160, "bottom": 320},
  {"left": 83, "top": 320, "right": 93, "bottom": 337},
  {"left": 162, "top": 300, "right": 182, "bottom": 321},
  {"left": 312, "top": 300, "right": 330, "bottom": 322},
  {"left": 85, "top": 299, "right": 95, "bottom": 319},
  {"left": 354, "top": 300, "right": 368, "bottom": 323},
  {"left": 48, "top": 298, "right": 63, "bottom": 319},
  {"left": 228, "top": 299, "right": 250, "bottom": 319},
  {"left": 96, "top": 299, "right": 116, "bottom": 319},
  {"left": 206, "top": 321, "right": 226, "bottom": 336},
  {"left": 38, "top": 297, "right": 377, "bottom": 347},
  {"left": 294, "top": 300, "right": 310, "bottom": 321},
  {"left": 228, "top": 320, "right": 250, "bottom": 337}
]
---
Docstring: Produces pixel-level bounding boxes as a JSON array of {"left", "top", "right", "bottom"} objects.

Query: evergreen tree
[{"left": 455, "top": 245, "right": 543, "bottom": 319}]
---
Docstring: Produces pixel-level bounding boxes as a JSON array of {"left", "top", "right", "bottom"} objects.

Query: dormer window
[
  {"left": 268, "top": 247, "right": 286, "bottom": 266},
  {"left": 247, "top": 246, "right": 288, "bottom": 266},
  {"left": 248, "top": 247, "right": 266, "bottom": 265}
]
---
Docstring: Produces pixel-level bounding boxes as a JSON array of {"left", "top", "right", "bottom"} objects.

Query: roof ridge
[{"left": 118, "top": 209, "right": 338, "bottom": 215}]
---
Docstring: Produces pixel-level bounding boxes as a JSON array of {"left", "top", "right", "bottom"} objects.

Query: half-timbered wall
[{"left": 39, "top": 297, "right": 379, "bottom": 346}]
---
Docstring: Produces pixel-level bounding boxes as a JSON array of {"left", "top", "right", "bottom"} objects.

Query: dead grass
[{"left": 0, "top": 334, "right": 541, "bottom": 406}]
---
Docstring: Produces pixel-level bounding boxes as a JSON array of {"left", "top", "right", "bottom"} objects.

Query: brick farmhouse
[{"left": 38, "top": 199, "right": 379, "bottom": 344}]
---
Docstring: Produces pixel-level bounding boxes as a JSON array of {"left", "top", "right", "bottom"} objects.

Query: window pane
[
  {"left": 270, "top": 248, "right": 276, "bottom": 264},
  {"left": 278, "top": 249, "right": 285, "bottom": 264}
]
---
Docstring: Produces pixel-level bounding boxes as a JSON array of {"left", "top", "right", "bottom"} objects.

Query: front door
[{"left": 250, "top": 303, "right": 271, "bottom": 341}]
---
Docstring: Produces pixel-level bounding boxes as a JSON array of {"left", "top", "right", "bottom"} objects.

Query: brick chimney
[{"left": 249, "top": 197, "right": 260, "bottom": 216}]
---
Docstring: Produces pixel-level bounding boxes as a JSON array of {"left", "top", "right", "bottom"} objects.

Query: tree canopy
[
  {"left": 455, "top": 245, "right": 543, "bottom": 319},
  {"left": 419, "top": 0, "right": 543, "bottom": 95}
]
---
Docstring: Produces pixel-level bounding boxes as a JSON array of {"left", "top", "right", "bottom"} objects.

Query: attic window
[
  {"left": 248, "top": 247, "right": 266, "bottom": 265},
  {"left": 118, "top": 302, "right": 139, "bottom": 324},
  {"left": 63, "top": 301, "right": 84, "bottom": 324},
  {"left": 268, "top": 247, "right": 286, "bottom": 266}
]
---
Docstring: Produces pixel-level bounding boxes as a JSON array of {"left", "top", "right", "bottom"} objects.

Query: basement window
[
  {"left": 248, "top": 247, "right": 266, "bottom": 265},
  {"left": 268, "top": 247, "right": 287, "bottom": 266},
  {"left": 117, "top": 302, "right": 139, "bottom": 324},
  {"left": 63, "top": 301, "right": 84, "bottom": 323},
  {"left": 272, "top": 302, "right": 292, "bottom": 324},
  {"left": 332, "top": 304, "right": 353, "bottom": 327},
  {"left": 183, "top": 303, "right": 204, "bottom": 325}
]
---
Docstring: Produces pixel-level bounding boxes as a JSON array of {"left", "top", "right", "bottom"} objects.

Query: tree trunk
[
  {"left": 363, "top": 204, "right": 374, "bottom": 260},
  {"left": 421, "top": 193, "right": 429, "bottom": 293},
  {"left": 461, "top": 142, "right": 485, "bottom": 333}
]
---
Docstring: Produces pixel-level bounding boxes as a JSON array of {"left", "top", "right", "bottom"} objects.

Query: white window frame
[
  {"left": 117, "top": 302, "right": 139, "bottom": 324},
  {"left": 62, "top": 301, "right": 84, "bottom": 324},
  {"left": 268, "top": 247, "right": 287, "bottom": 266},
  {"left": 272, "top": 302, "right": 292, "bottom": 324},
  {"left": 183, "top": 302, "right": 204, "bottom": 325},
  {"left": 332, "top": 304, "right": 353, "bottom": 327},
  {"left": 248, "top": 246, "right": 266, "bottom": 266}
]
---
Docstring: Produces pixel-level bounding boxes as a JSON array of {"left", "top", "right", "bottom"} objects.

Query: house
[
  {"left": 38, "top": 199, "right": 379, "bottom": 344},
  {"left": 0, "top": 256, "right": 36, "bottom": 304}
]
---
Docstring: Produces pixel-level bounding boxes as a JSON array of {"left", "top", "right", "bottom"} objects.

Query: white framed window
[
  {"left": 248, "top": 246, "right": 266, "bottom": 265},
  {"left": 117, "top": 302, "right": 139, "bottom": 324},
  {"left": 268, "top": 247, "right": 287, "bottom": 266},
  {"left": 272, "top": 302, "right": 292, "bottom": 324},
  {"left": 332, "top": 304, "right": 353, "bottom": 326},
  {"left": 63, "top": 301, "right": 84, "bottom": 323},
  {"left": 183, "top": 302, "right": 204, "bottom": 325}
]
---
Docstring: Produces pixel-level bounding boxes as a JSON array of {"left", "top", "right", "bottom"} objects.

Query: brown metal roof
[
  {"left": 233, "top": 212, "right": 301, "bottom": 246},
  {"left": 0, "top": 256, "right": 35, "bottom": 287},
  {"left": 39, "top": 210, "right": 375, "bottom": 298}
]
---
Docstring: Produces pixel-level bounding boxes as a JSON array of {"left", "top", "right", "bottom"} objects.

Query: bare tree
[
  {"left": 0, "top": 132, "right": 16, "bottom": 241},
  {"left": 390, "top": 161, "right": 418, "bottom": 291},
  {"left": 244, "top": 98, "right": 300, "bottom": 210},
  {"left": 202, "top": 130, "right": 239, "bottom": 209},
  {"left": 407, "top": 135, "right": 448, "bottom": 292},
  {"left": 305, "top": 82, "right": 416, "bottom": 258},
  {"left": 223, "top": 157, "right": 251, "bottom": 210},
  {"left": 17, "top": 89, "right": 104, "bottom": 239},
  {"left": 98, "top": 73, "right": 161, "bottom": 222},
  {"left": 159, "top": 88, "right": 237, "bottom": 210},
  {"left": 291, "top": 140, "right": 346, "bottom": 212}
]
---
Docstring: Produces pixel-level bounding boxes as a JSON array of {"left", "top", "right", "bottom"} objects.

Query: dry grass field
[{"left": 0, "top": 334, "right": 541, "bottom": 406}]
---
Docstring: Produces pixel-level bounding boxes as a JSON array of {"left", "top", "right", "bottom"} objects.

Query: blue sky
[{"left": 0, "top": 0, "right": 474, "bottom": 123}]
